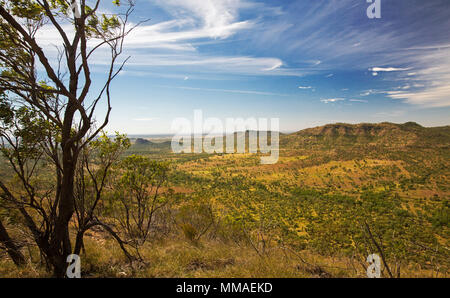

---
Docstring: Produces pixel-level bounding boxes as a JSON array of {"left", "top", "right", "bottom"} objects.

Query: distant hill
[
  {"left": 134, "top": 138, "right": 151, "bottom": 145},
  {"left": 294, "top": 122, "right": 421, "bottom": 137},
  {"left": 283, "top": 122, "right": 450, "bottom": 149},
  {"left": 127, "top": 123, "right": 450, "bottom": 156},
  {"left": 128, "top": 138, "right": 173, "bottom": 155}
]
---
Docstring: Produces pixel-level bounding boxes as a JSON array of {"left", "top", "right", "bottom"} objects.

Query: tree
[
  {"left": 107, "top": 155, "right": 171, "bottom": 259},
  {"left": 0, "top": 0, "right": 139, "bottom": 277},
  {"left": 73, "top": 132, "right": 131, "bottom": 259}
]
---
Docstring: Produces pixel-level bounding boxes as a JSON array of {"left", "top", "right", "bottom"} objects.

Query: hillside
[
  {"left": 294, "top": 122, "right": 424, "bottom": 137},
  {"left": 282, "top": 122, "right": 450, "bottom": 149},
  {"left": 126, "top": 121, "right": 449, "bottom": 207},
  {"left": 152, "top": 121, "right": 449, "bottom": 278},
  {"left": 134, "top": 138, "right": 151, "bottom": 145},
  {"left": 74, "top": 122, "right": 450, "bottom": 278},
  {"left": 128, "top": 122, "right": 450, "bottom": 153}
]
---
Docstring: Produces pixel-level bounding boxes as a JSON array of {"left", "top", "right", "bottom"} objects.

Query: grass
[{"left": 2, "top": 233, "right": 441, "bottom": 278}]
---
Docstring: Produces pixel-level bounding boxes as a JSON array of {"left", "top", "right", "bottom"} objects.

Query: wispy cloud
[
  {"left": 133, "top": 118, "right": 160, "bottom": 121},
  {"left": 33, "top": 0, "right": 294, "bottom": 77},
  {"left": 360, "top": 89, "right": 387, "bottom": 97},
  {"left": 162, "top": 85, "right": 289, "bottom": 96},
  {"left": 124, "top": 18, "right": 253, "bottom": 51},
  {"left": 120, "top": 54, "right": 289, "bottom": 76},
  {"left": 369, "top": 66, "right": 412, "bottom": 77},
  {"left": 298, "top": 86, "right": 313, "bottom": 89},
  {"left": 387, "top": 85, "right": 450, "bottom": 108},
  {"left": 32, "top": 0, "right": 450, "bottom": 109},
  {"left": 373, "top": 110, "right": 405, "bottom": 118},
  {"left": 153, "top": 0, "right": 252, "bottom": 39},
  {"left": 264, "top": 61, "right": 283, "bottom": 71},
  {"left": 244, "top": 0, "right": 450, "bottom": 107},
  {"left": 369, "top": 67, "right": 411, "bottom": 72},
  {"left": 321, "top": 98, "right": 345, "bottom": 104},
  {"left": 385, "top": 48, "right": 450, "bottom": 107}
]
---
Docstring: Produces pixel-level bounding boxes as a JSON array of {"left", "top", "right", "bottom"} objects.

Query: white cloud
[
  {"left": 130, "top": 0, "right": 255, "bottom": 53},
  {"left": 394, "top": 85, "right": 411, "bottom": 90},
  {"left": 31, "top": 0, "right": 450, "bottom": 108},
  {"left": 121, "top": 54, "right": 287, "bottom": 75},
  {"left": 32, "top": 0, "right": 292, "bottom": 77},
  {"left": 263, "top": 61, "right": 283, "bottom": 71},
  {"left": 387, "top": 85, "right": 450, "bottom": 108},
  {"left": 154, "top": 0, "right": 250, "bottom": 39},
  {"left": 298, "top": 86, "right": 312, "bottom": 89},
  {"left": 244, "top": 0, "right": 450, "bottom": 108},
  {"left": 124, "top": 18, "right": 253, "bottom": 51},
  {"left": 360, "top": 90, "right": 374, "bottom": 96},
  {"left": 321, "top": 98, "right": 344, "bottom": 104},
  {"left": 369, "top": 67, "right": 411, "bottom": 72},
  {"left": 122, "top": 1, "right": 295, "bottom": 76},
  {"left": 369, "top": 67, "right": 412, "bottom": 77},
  {"left": 385, "top": 48, "right": 450, "bottom": 107},
  {"left": 360, "top": 89, "right": 387, "bottom": 96}
]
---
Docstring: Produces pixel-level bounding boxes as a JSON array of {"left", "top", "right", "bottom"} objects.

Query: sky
[{"left": 36, "top": 0, "right": 450, "bottom": 134}]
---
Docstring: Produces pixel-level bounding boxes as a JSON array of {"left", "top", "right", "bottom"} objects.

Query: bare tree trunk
[{"left": 0, "top": 219, "right": 26, "bottom": 266}]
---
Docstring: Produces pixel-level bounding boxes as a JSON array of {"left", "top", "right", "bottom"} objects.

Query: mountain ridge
[
  {"left": 282, "top": 122, "right": 450, "bottom": 149},
  {"left": 292, "top": 122, "right": 424, "bottom": 136}
]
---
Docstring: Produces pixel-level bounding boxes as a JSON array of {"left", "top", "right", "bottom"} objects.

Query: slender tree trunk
[
  {"left": 364, "top": 222, "right": 394, "bottom": 278},
  {"left": 51, "top": 142, "right": 78, "bottom": 277},
  {"left": 0, "top": 219, "right": 26, "bottom": 266},
  {"left": 74, "top": 230, "right": 85, "bottom": 256}
]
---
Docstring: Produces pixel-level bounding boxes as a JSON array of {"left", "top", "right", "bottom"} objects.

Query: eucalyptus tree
[{"left": 0, "top": 0, "right": 139, "bottom": 277}]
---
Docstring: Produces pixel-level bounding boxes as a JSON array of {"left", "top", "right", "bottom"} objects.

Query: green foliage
[
  {"left": 0, "top": 99, "right": 58, "bottom": 162},
  {"left": 10, "top": 0, "right": 44, "bottom": 21},
  {"left": 0, "top": 92, "right": 14, "bottom": 126},
  {"left": 90, "top": 132, "right": 130, "bottom": 161},
  {"left": 75, "top": 132, "right": 130, "bottom": 215},
  {"left": 2, "top": 0, "right": 125, "bottom": 39},
  {"left": 119, "top": 154, "right": 169, "bottom": 187}
]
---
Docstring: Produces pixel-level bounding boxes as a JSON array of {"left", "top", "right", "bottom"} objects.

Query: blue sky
[{"left": 38, "top": 0, "right": 450, "bottom": 134}]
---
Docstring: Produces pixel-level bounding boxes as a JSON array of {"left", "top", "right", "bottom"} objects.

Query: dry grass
[{"left": 1, "top": 234, "right": 441, "bottom": 278}]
